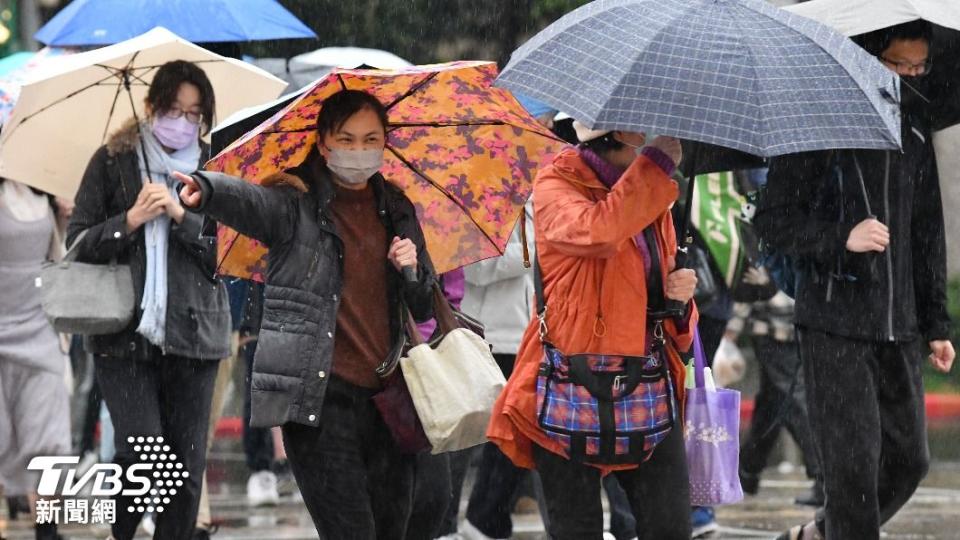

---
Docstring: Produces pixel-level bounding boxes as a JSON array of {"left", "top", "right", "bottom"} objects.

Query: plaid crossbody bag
[{"left": 534, "top": 227, "right": 676, "bottom": 465}]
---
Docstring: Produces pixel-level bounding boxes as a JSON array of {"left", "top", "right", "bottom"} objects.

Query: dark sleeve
[
  {"left": 189, "top": 170, "right": 297, "bottom": 248},
  {"left": 66, "top": 146, "right": 137, "bottom": 263},
  {"left": 169, "top": 209, "right": 218, "bottom": 275},
  {"left": 754, "top": 151, "right": 856, "bottom": 266},
  {"left": 398, "top": 198, "right": 436, "bottom": 323},
  {"left": 912, "top": 147, "right": 951, "bottom": 342}
]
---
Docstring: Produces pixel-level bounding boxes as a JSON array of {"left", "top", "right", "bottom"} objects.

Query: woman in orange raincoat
[{"left": 487, "top": 121, "right": 698, "bottom": 540}]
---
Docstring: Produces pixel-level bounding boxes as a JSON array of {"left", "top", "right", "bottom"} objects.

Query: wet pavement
[{"left": 5, "top": 446, "right": 960, "bottom": 540}]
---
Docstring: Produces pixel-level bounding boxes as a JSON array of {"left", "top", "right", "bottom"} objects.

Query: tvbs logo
[{"left": 28, "top": 436, "right": 188, "bottom": 513}]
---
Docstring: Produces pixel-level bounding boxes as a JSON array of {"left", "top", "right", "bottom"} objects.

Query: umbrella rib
[
  {"left": 337, "top": 73, "right": 348, "bottom": 91},
  {"left": 17, "top": 70, "right": 125, "bottom": 125},
  {"left": 101, "top": 72, "right": 127, "bottom": 144},
  {"left": 384, "top": 72, "right": 439, "bottom": 111},
  {"left": 385, "top": 144, "right": 501, "bottom": 252}
]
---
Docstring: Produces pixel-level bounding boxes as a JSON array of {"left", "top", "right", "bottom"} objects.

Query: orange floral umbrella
[{"left": 206, "top": 60, "right": 562, "bottom": 281}]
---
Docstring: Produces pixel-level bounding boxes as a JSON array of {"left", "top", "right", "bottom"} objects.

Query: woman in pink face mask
[{"left": 66, "top": 61, "right": 230, "bottom": 540}]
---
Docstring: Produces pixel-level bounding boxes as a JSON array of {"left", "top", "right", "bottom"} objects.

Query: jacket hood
[{"left": 105, "top": 118, "right": 143, "bottom": 156}]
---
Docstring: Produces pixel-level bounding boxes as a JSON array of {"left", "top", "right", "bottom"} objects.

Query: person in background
[
  {"left": 454, "top": 201, "right": 549, "bottom": 540},
  {"left": 0, "top": 179, "right": 72, "bottom": 540},
  {"left": 728, "top": 294, "right": 823, "bottom": 507},
  {"left": 757, "top": 20, "right": 954, "bottom": 540},
  {"left": 177, "top": 89, "right": 436, "bottom": 538},
  {"left": 67, "top": 60, "right": 231, "bottom": 540}
]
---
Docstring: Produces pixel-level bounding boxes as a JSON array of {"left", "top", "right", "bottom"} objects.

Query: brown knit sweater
[{"left": 328, "top": 182, "right": 392, "bottom": 389}]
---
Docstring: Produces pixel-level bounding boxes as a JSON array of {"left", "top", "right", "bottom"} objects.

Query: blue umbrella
[
  {"left": 35, "top": 0, "right": 317, "bottom": 46},
  {"left": 497, "top": 0, "right": 901, "bottom": 158}
]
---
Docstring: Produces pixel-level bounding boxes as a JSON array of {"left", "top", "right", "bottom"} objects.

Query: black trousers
[
  {"left": 798, "top": 328, "right": 929, "bottom": 540},
  {"left": 240, "top": 335, "right": 273, "bottom": 472},
  {"left": 95, "top": 352, "right": 219, "bottom": 540},
  {"left": 406, "top": 451, "right": 452, "bottom": 540},
  {"left": 740, "top": 336, "right": 820, "bottom": 480},
  {"left": 533, "top": 424, "right": 691, "bottom": 540},
  {"left": 282, "top": 376, "right": 416, "bottom": 540}
]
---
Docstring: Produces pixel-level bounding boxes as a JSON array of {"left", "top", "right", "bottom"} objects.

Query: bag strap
[
  {"left": 534, "top": 225, "right": 666, "bottom": 342},
  {"left": 62, "top": 229, "right": 89, "bottom": 263},
  {"left": 644, "top": 227, "right": 667, "bottom": 315},
  {"left": 431, "top": 283, "right": 461, "bottom": 336},
  {"left": 692, "top": 327, "right": 706, "bottom": 389}
]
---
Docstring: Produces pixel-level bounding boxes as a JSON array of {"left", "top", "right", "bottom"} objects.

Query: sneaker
[
  {"left": 246, "top": 470, "right": 280, "bottom": 507},
  {"left": 690, "top": 506, "right": 719, "bottom": 538},
  {"left": 460, "top": 519, "right": 500, "bottom": 540}
]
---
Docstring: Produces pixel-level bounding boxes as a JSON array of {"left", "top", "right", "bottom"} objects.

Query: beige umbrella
[{"left": 0, "top": 27, "right": 287, "bottom": 199}]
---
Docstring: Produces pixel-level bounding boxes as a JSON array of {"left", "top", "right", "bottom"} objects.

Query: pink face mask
[{"left": 152, "top": 115, "right": 199, "bottom": 150}]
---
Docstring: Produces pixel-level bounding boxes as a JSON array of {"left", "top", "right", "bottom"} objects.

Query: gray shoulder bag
[{"left": 40, "top": 229, "right": 135, "bottom": 335}]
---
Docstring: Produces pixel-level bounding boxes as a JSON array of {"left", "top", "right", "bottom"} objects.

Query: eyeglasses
[
  {"left": 879, "top": 56, "right": 933, "bottom": 77},
  {"left": 163, "top": 108, "right": 204, "bottom": 125}
]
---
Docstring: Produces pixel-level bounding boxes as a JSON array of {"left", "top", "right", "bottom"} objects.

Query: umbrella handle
[{"left": 402, "top": 266, "right": 418, "bottom": 283}]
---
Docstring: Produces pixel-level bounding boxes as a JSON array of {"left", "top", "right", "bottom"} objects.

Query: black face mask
[{"left": 899, "top": 75, "right": 931, "bottom": 114}]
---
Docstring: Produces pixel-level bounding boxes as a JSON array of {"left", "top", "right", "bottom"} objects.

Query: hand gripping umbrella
[{"left": 497, "top": 0, "right": 901, "bottom": 317}]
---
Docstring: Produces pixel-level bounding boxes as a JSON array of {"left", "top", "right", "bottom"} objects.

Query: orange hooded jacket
[{"left": 486, "top": 147, "right": 698, "bottom": 474}]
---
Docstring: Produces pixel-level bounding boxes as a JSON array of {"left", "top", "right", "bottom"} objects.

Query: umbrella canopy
[
  {"left": 0, "top": 48, "right": 73, "bottom": 125},
  {"left": 0, "top": 52, "right": 34, "bottom": 78},
  {"left": 210, "top": 83, "right": 309, "bottom": 155},
  {"left": 35, "top": 0, "right": 317, "bottom": 46},
  {"left": 206, "top": 61, "right": 562, "bottom": 280},
  {"left": 787, "top": 0, "right": 960, "bottom": 130},
  {"left": 0, "top": 27, "right": 287, "bottom": 199},
  {"left": 497, "top": 0, "right": 902, "bottom": 157}
]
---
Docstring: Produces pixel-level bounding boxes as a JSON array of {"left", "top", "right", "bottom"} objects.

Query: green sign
[{"left": 690, "top": 171, "right": 746, "bottom": 287}]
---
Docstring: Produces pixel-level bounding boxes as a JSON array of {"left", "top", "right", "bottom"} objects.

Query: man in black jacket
[{"left": 756, "top": 20, "right": 954, "bottom": 540}]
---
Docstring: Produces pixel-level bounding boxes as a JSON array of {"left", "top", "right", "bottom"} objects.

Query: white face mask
[{"left": 324, "top": 146, "right": 384, "bottom": 185}]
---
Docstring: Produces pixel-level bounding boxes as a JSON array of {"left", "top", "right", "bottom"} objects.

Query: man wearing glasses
[{"left": 755, "top": 19, "right": 954, "bottom": 540}]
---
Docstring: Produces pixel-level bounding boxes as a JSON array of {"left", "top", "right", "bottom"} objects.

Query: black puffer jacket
[
  {"left": 191, "top": 152, "right": 435, "bottom": 428},
  {"left": 755, "top": 111, "right": 950, "bottom": 344},
  {"left": 67, "top": 120, "right": 231, "bottom": 361}
]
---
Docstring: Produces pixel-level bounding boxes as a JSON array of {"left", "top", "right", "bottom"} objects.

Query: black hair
[
  {"left": 580, "top": 132, "right": 625, "bottom": 155},
  {"left": 317, "top": 90, "right": 389, "bottom": 138},
  {"left": 147, "top": 60, "right": 216, "bottom": 135},
  {"left": 854, "top": 19, "right": 934, "bottom": 58}
]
